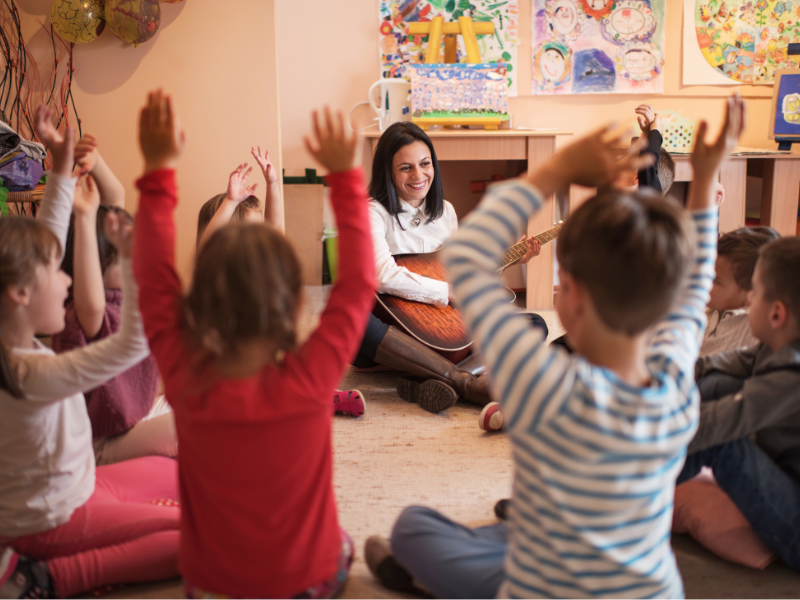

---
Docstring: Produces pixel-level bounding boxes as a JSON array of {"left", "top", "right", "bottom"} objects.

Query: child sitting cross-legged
[
  {"left": 678, "top": 234, "right": 800, "bottom": 572},
  {"left": 0, "top": 106, "right": 179, "bottom": 599},
  {"left": 365, "top": 94, "right": 746, "bottom": 599},
  {"left": 196, "top": 155, "right": 368, "bottom": 418},
  {"left": 50, "top": 130, "right": 177, "bottom": 466},
  {"left": 702, "top": 226, "right": 780, "bottom": 358},
  {"left": 133, "top": 91, "right": 375, "bottom": 598}
]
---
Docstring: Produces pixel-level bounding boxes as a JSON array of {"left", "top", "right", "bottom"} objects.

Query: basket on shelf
[{"left": 660, "top": 110, "right": 697, "bottom": 151}]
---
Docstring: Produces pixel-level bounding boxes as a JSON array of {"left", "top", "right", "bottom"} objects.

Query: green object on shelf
[
  {"left": 323, "top": 227, "right": 339, "bottom": 283},
  {"left": 0, "top": 186, "right": 8, "bottom": 217},
  {"left": 281, "top": 168, "right": 327, "bottom": 186}
]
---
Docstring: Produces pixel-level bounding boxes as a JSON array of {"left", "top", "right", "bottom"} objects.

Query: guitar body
[{"left": 373, "top": 251, "right": 513, "bottom": 364}]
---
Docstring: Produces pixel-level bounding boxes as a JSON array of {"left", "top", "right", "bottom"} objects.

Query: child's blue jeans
[
  {"left": 680, "top": 377, "right": 800, "bottom": 571},
  {"left": 390, "top": 506, "right": 507, "bottom": 599}
]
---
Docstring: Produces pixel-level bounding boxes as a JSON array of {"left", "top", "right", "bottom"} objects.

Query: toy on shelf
[
  {"left": 659, "top": 110, "right": 697, "bottom": 152},
  {"left": 407, "top": 15, "right": 509, "bottom": 130}
]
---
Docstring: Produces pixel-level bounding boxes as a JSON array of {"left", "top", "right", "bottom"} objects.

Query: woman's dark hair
[
  {"left": 368, "top": 121, "right": 445, "bottom": 228},
  {"left": 61, "top": 205, "right": 134, "bottom": 280}
]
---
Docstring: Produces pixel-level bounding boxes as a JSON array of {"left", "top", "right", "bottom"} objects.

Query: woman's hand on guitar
[
  {"left": 518, "top": 236, "right": 541, "bottom": 264},
  {"left": 304, "top": 106, "right": 362, "bottom": 174}
]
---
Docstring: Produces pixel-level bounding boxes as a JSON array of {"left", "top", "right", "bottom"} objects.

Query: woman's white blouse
[{"left": 368, "top": 198, "right": 458, "bottom": 308}]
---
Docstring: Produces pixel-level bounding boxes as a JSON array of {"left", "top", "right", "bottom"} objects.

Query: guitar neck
[{"left": 500, "top": 222, "right": 563, "bottom": 268}]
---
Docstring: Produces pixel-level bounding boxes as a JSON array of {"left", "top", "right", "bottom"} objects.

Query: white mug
[{"left": 368, "top": 79, "right": 412, "bottom": 131}]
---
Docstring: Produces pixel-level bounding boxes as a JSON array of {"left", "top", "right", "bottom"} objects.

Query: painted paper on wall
[
  {"left": 531, "top": 0, "right": 666, "bottom": 95},
  {"left": 378, "top": 0, "right": 520, "bottom": 96},
  {"left": 683, "top": 0, "right": 800, "bottom": 86},
  {"left": 410, "top": 63, "right": 510, "bottom": 120}
]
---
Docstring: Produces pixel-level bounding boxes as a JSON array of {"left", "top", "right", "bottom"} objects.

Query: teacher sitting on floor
[{"left": 353, "top": 122, "right": 542, "bottom": 413}]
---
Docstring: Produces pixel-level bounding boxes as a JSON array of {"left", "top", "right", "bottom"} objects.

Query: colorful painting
[
  {"left": 379, "top": 0, "right": 520, "bottom": 96},
  {"left": 773, "top": 72, "right": 800, "bottom": 134},
  {"left": 690, "top": 0, "right": 800, "bottom": 84},
  {"left": 410, "top": 63, "right": 510, "bottom": 120},
  {"left": 531, "top": 0, "right": 666, "bottom": 94}
]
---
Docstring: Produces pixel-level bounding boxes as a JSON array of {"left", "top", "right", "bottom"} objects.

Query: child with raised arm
[
  {"left": 365, "top": 94, "right": 746, "bottom": 599},
  {"left": 133, "top": 91, "right": 375, "bottom": 598},
  {"left": 0, "top": 106, "right": 179, "bottom": 599},
  {"left": 50, "top": 130, "right": 176, "bottom": 466},
  {"left": 196, "top": 157, "right": 367, "bottom": 417}
]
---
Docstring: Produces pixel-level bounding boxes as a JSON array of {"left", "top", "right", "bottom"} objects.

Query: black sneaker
[
  {"left": 0, "top": 556, "right": 56, "bottom": 599},
  {"left": 364, "top": 536, "right": 429, "bottom": 596},
  {"left": 397, "top": 377, "right": 458, "bottom": 413}
]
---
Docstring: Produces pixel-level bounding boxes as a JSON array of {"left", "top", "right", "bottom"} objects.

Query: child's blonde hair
[
  {"left": 0, "top": 218, "right": 62, "bottom": 398},
  {"left": 557, "top": 191, "right": 694, "bottom": 335},
  {"left": 185, "top": 223, "right": 302, "bottom": 361}
]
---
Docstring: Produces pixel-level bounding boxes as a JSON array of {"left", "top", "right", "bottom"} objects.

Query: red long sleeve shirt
[{"left": 133, "top": 168, "right": 375, "bottom": 598}]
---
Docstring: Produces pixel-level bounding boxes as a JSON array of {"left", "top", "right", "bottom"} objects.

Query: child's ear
[
  {"left": 4, "top": 283, "right": 31, "bottom": 308},
  {"left": 769, "top": 299, "right": 789, "bottom": 331}
]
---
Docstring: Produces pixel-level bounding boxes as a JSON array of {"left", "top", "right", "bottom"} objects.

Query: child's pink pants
[{"left": 9, "top": 456, "right": 179, "bottom": 597}]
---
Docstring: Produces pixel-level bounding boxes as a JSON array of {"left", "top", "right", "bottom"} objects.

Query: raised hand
[
  {"left": 635, "top": 104, "right": 655, "bottom": 133},
  {"left": 528, "top": 124, "right": 654, "bottom": 195},
  {"left": 226, "top": 163, "right": 258, "bottom": 204},
  {"left": 104, "top": 209, "right": 134, "bottom": 258},
  {"left": 139, "top": 89, "right": 185, "bottom": 174},
  {"left": 250, "top": 146, "right": 279, "bottom": 185},
  {"left": 74, "top": 133, "right": 99, "bottom": 174},
  {"left": 72, "top": 174, "right": 100, "bottom": 217},
  {"left": 34, "top": 104, "right": 74, "bottom": 177},
  {"left": 303, "top": 106, "right": 362, "bottom": 173},
  {"left": 691, "top": 93, "right": 747, "bottom": 184}
]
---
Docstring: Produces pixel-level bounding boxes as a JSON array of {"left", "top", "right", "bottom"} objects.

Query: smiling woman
[{"left": 353, "top": 123, "right": 546, "bottom": 414}]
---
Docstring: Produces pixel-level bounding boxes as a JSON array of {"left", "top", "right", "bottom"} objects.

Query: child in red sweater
[{"left": 132, "top": 91, "right": 375, "bottom": 598}]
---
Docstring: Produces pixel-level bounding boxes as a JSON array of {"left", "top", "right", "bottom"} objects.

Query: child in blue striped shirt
[{"left": 364, "top": 95, "right": 747, "bottom": 599}]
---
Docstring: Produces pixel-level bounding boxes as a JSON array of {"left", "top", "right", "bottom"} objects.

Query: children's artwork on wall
[
  {"left": 683, "top": 0, "right": 800, "bottom": 85},
  {"left": 531, "top": 0, "right": 666, "bottom": 95},
  {"left": 769, "top": 69, "right": 800, "bottom": 138},
  {"left": 378, "top": 0, "right": 520, "bottom": 96},
  {"left": 410, "top": 63, "right": 510, "bottom": 122}
]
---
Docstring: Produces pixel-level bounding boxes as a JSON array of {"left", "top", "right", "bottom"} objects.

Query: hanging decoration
[
  {"left": 105, "top": 0, "right": 161, "bottom": 46},
  {"left": 50, "top": 0, "right": 105, "bottom": 44}
]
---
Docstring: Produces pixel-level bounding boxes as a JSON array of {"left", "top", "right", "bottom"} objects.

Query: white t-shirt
[{"left": 368, "top": 198, "right": 458, "bottom": 307}]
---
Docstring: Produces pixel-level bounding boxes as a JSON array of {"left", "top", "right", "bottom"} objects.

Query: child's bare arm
[
  {"left": 251, "top": 146, "right": 284, "bottom": 231},
  {"left": 72, "top": 174, "right": 107, "bottom": 340},
  {"left": 197, "top": 163, "right": 258, "bottom": 249},
  {"left": 74, "top": 134, "right": 125, "bottom": 209},
  {"left": 687, "top": 95, "right": 746, "bottom": 211}
]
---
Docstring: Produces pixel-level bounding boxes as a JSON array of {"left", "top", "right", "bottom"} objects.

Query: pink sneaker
[
  {"left": 479, "top": 402, "right": 504, "bottom": 432},
  {"left": 333, "top": 389, "right": 366, "bottom": 417}
]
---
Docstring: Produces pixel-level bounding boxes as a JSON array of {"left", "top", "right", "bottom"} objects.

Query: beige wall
[
  {"left": 276, "top": 0, "right": 776, "bottom": 181},
  {"left": 18, "top": 0, "right": 282, "bottom": 280}
]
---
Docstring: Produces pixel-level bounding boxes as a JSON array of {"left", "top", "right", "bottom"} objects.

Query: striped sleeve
[
  {"left": 647, "top": 210, "right": 718, "bottom": 376},
  {"left": 442, "top": 180, "right": 574, "bottom": 430}
]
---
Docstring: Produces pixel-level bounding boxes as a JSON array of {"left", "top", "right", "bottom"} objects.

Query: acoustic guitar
[{"left": 373, "top": 222, "right": 563, "bottom": 363}]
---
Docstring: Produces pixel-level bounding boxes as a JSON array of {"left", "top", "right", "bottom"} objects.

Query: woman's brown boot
[{"left": 373, "top": 327, "right": 492, "bottom": 413}]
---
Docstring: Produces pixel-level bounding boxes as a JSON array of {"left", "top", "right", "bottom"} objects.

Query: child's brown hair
[
  {"left": 0, "top": 218, "right": 62, "bottom": 398},
  {"left": 556, "top": 191, "right": 694, "bottom": 335},
  {"left": 757, "top": 236, "right": 800, "bottom": 325},
  {"left": 61, "top": 206, "right": 134, "bottom": 280},
  {"left": 658, "top": 148, "right": 675, "bottom": 194},
  {"left": 185, "top": 222, "right": 302, "bottom": 361},
  {"left": 196, "top": 194, "right": 261, "bottom": 244},
  {"left": 717, "top": 226, "right": 780, "bottom": 291}
]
